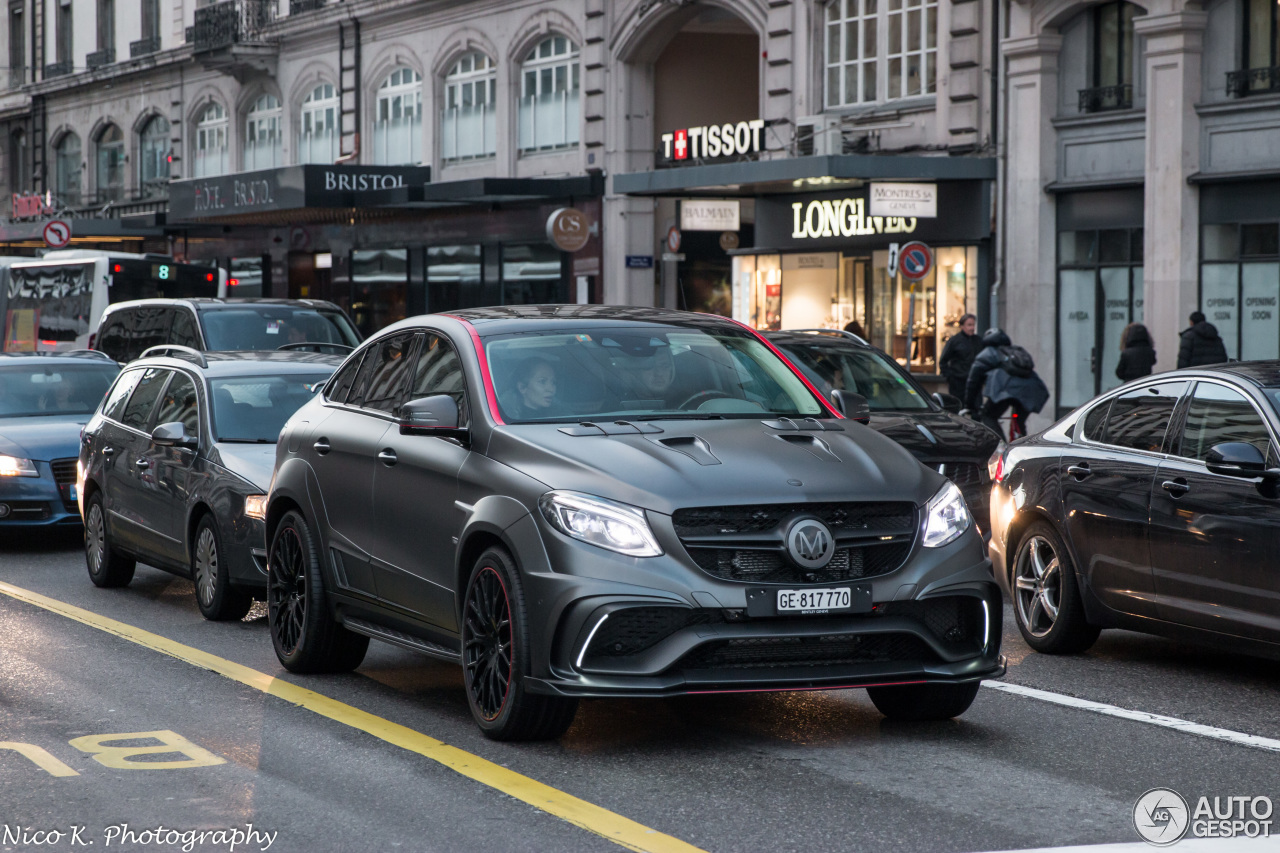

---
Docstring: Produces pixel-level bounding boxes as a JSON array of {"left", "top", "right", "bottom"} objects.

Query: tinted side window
[
  {"left": 1179, "top": 383, "right": 1272, "bottom": 462},
  {"left": 97, "top": 316, "right": 131, "bottom": 362},
  {"left": 349, "top": 333, "right": 415, "bottom": 414},
  {"left": 1080, "top": 400, "right": 1111, "bottom": 442},
  {"left": 326, "top": 351, "right": 366, "bottom": 404},
  {"left": 1103, "top": 382, "right": 1186, "bottom": 453},
  {"left": 170, "top": 309, "right": 201, "bottom": 349},
  {"left": 129, "top": 307, "right": 172, "bottom": 361},
  {"left": 102, "top": 368, "right": 145, "bottom": 421},
  {"left": 411, "top": 334, "right": 470, "bottom": 427},
  {"left": 152, "top": 372, "right": 200, "bottom": 437},
  {"left": 120, "top": 368, "right": 170, "bottom": 430}
]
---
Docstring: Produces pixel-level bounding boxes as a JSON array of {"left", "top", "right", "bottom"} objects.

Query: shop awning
[
  {"left": 613, "top": 154, "right": 996, "bottom": 197},
  {"left": 367, "top": 175, "right": 604, "bottom": 209}
]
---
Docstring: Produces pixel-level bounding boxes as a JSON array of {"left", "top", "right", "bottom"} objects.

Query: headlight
[
  {"left": 538, "top": 491, "right": 663, "bottom": 557},
  {"left": 243, "top": 494, "right": 267, "bottom": 521},
  {"left": 0, "top": 455, "right": 38, "bottom": 477},
  {"left": 921, "top": 481, "right": 971, "bottom": 548}
]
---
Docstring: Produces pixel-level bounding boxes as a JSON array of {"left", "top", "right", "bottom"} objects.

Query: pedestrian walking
[
  {"left": 1176, "top": 311, "right": 1229, "bottom": 368},
  {"left": 1116, "top": 322, "right": 1156, "bottom": 381},
  {"left": 965, "top": 328, "right": 1050, "bottom": 439},
  {"left": 843, "top": 319, "right": 866, "bottom": 339},
  {"left": 938, "top": 313, "right": 982, "bottom": 400}
]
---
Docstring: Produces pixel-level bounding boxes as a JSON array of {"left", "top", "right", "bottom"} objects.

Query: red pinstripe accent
[
  {"left": 443, "top": 315, "right": 505, "bottom": 426},
  {"left": 724, "top": 317, "right": 845, "bottom": 419}
]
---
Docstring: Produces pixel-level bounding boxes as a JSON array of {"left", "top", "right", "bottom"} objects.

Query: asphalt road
[{"left": 2, "top": 529, "right": 1278, "bottom": 853}]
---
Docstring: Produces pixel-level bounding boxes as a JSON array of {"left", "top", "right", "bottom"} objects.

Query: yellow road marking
[
  {"left": 0, "top": 580, "right": 706, "bottom": 853},
  {"left": 0, "top": 741, "right": 80, "bottom": 776}
]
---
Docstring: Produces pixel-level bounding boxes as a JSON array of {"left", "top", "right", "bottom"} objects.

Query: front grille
[
  {"left": 882, "top": 596, "right": 983, "bottom": 647},
  {"left": 676, "top": 632, "right": 935, "bottom": 671},
  {"left": 687, "top": 541, "right": 911, "bottom": 584},
  {"left": 587, "top": 607, "right": 724, "bottom": 658},
  {"left": 50, "top": 458, "right": 78, "bottom": 511},
  {"left": 673, "top": 502, "right": 914, "bottom": 538}
]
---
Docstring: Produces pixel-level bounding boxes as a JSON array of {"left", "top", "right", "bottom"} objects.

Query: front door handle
[
  {"left": 377, "top": 448, "right": 397, "bottom": 467},
  {"left": 313, "top": 438, "right": 331, "bottom": 455},
  {"left": 101, "top": 445, "right": 115, "bottom": 458},
  {"left": 1161, "top": 478, "right": 1190, "bottom": 497},
  {"left": 134, "top": 458, "right": 150, "bottom": 470},
  {"left": 1067, "top": 462, "right": 1092, "bottom": 480}
]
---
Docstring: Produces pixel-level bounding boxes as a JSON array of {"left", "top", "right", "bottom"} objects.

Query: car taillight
[
  {"left": 87, "top": 332, "right": 97, "bottom": 349},
  {"left": 988, "top": 448, "right": 1006, "bottom": 483}
]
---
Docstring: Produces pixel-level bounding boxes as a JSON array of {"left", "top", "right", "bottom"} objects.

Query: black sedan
[
  {"left": 989, "top": 362, "right": 1280, "bottom": 657},
  {"left": 265, "top": 306, "right": 1004, "bottom": 741},
  {"left": 78, "top": 347, "right": 340, "bottom": 620},
  {"left": 767, "top": 330, "right": 1003, "bottom": 529}
]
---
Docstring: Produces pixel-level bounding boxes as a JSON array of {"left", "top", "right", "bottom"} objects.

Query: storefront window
[
  {"left": 299, "top": 84, "right": 339, "bottom": 165},
  {"left": 230, "top": 256, "right": 265, "bottom": 298},
  {"left": 350, "top": 249, "right": 407, "bottom": 337},
  {"left": 502, "top": 244, "right": 566, "bottom": 305},
  {"left": 426, "top": 244, "right": 483, "bottom": 312},
  {"left": 1199, "top": 221, "right": 1280, "bottom": 361}
]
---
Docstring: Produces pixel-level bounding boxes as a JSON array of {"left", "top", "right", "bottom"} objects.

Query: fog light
[{"left": 0, "top": 504, "right": 10, "bottom": 518}]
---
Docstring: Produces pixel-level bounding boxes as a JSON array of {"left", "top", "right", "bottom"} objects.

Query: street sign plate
[
  {"left": 898, "top": 241, "right": 933, "bottom": 281},
  {"left": 43, "top": 220, "right": 72, "bottom": 249}
]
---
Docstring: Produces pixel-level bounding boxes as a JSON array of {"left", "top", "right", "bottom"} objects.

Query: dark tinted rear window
[
  {"left": 1102, "top": 382, "right": 1186, "bottom": 453},
  {"left": 199, "top": 307, "right": 360, "bottom": 352}
]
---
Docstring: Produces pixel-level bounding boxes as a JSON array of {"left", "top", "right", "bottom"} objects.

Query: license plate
[
  {"left": 68, "top": 485, "right": 78, "bottom": 500},
  {"left": 777, "top": 587, "right": 852, "bottom": 614}
]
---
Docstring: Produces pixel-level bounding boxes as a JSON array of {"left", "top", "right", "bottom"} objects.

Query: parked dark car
[
  {"left": 767, "top": 330, "right": 1003, "bottom": 530},
  {"left": 78, "top": 347, "right": 341, "bottom": 620},
  {"left": 989, "top": 362, "right": 1280, "bottom": 658},
  {"left": 92, "top": 298, "right": 361, "bottom": 363},
  {"left": 0, "top": 352, "right": 119, "bottom": 528},
  {"left": 265, "top": 306, "right": 1004, "bottom": 741}
]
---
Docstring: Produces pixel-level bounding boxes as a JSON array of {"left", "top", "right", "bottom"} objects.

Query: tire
[
  {"left": 192, "top": 514, "right": 253, "bottom": 622},
  {"left": 83, "top": 491, "right": 135, "bottom": 588},
  {"left": 267, "top": 510, "right": 368, "bottom": 673},
  {"left": 866, "top": 681, "right": 982, "bottom": 721},
  {"left": 461, "top": 546, "right": 578, "bottom": 741},
  {"left": 1011, "top": 521, "right": 1101, "bottom": 654}
]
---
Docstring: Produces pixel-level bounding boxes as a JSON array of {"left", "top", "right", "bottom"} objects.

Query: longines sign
[{"left": 170, "top": 165, "right": 432, "bottom": 221}]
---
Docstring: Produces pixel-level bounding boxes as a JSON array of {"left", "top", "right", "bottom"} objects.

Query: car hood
[
  {"left": 485, "top": 418, "right": 943, "bottom": 516},
  {"left": 209, "top": 443, "right": 275, "bottom": 492},
  {"left": 0, "top": 416, "right": 89, "bottom": 462},
  {"left": 868, "top": 410, "right": 1001, "bottom": 462}
]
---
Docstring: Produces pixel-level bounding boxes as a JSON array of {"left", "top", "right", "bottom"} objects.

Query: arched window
[
  {"left": 373, "top": 67, "right": 422, "bottom": 165},
  {"left": 9, "top": 130, "right": 30, "bottom": 195},
  {"left": 55, "top": 132, "right": 82, "bottom": 206},
  {"left": 192, "top": 102, "right": 229, "bottom": 178},
  {"left": 518, "top": 36, "right": 579, "bottom": 152},
  {"left": 95, "top": 124, "right": 124, "bottom": 203},
  {"left": 139, "top": 116, "right": 170, "bottom": 197},
  {"left": 442, "top": 52, "right": 496, "bottom": 162},
  {"left": 245, "top": 94, "right": 282, "bottom": 170},
  {"left": 825, "top": 0, "right": 937, "bottom": 106},
  {"left": 1080, "top": 1, "right": 1138, "bottom": 111},
  {"left": 298, "top": 83, "right": 339, "bottom": 164}
]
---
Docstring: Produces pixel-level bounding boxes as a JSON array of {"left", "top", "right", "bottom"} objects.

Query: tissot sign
[
  {"left": 661, "top": 119, "right": 765, "bottom": 162},
  {"left": 170, "top": 165, "right": 432, "bottom": 221}
]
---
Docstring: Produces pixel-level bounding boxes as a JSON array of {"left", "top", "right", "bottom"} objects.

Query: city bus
[{"left": 0, "top": 251, "right": 227, "bottom": 352}]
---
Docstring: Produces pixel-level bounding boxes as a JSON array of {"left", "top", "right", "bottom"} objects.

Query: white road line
[
  {"left": 983, "top": 839, "right": 1280, "bottom": 853},
  {"left": 982, "top": 681, "right": 1280, "bottom": 754}
]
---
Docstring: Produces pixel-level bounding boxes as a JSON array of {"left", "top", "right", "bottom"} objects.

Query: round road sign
[
  {"left": 666, "top": 226, "right": 682, "bottom": 254},
  {"left": 43, "top": 220, "right": 72, "bottom": 249},
  {"left": 898, "top": 241, "right": 933, "bottom": 281}
]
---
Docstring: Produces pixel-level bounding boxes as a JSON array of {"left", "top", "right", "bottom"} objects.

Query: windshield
[
  {"left": 485, "top": 326, "right": 825, "bottom": 424},
  {"left": 211, "top": 372, "right": 332, "bottom": 443},
  {"left": 0, "top": 363, "right": 119, "bottom": 417},
  {"left": 200, "top": 307, "right": 360, "bottom": 352},
  {"left": 774, "top": 341, "right": 932, "bottom": 411}
]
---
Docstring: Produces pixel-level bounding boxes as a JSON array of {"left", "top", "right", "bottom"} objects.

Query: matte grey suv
[{"left": 265, "top": 306, "right": 1004, "bottom": 740}]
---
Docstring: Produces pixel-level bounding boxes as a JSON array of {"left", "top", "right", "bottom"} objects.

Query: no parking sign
[{"left": 898, "top": 241, "right": 933, "bottom": 281}]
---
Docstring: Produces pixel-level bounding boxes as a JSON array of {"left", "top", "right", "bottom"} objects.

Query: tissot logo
[
  {"left": 661, "top": 119, "right": 765, "bottom": 161},
  {"left": 786, "top": 518, "right": 836, "bottom": 569}
]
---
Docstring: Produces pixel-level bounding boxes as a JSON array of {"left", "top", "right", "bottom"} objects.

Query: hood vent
[
  {"left": 653, "top": 435, "right": 720, "bottom": 466},
  {"left": 775, "top": 433, "right": 842, "bottom": 462}
]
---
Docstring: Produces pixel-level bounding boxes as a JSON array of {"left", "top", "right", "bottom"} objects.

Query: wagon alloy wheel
[
  {"left": 83, "top": 491, "right": 134, "bottom": 588},
  {"left": 194, "top": 527, "right": 219, "bottom": 609},
  {"left": 1015, "top": 535, "right": 1061, "bottom": 638},
  {"left": 270, "top": 525, "right": 307, "bottom": 656},
  {"left": 463, "top": 567, "right": 513, "bottom": 722},
  {"left": 85, "top": 502, "right": 105, "bottom": 575}
]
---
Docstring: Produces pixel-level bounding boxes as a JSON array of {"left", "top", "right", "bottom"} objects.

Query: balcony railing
[
  {"left": 44, "top": 60, "right": 74, "bottom": 79},
  {"left": 130, "top": 36, "right": 162, "bottom": 58},
  {"left": 192, "top": 0, "right": 276, "bottom": 52},
  {"left": 86, "top": 48, "right": 115, "bottom": 70},
  {"left": 290, "top": 0, "right": 325, "bottom": 12},
  {"left": 1227, "top": 66, "right": 1280, "bottom": 98},
  {"left": 1078, "top": 84, "right": 1133, "bottom": 114}
]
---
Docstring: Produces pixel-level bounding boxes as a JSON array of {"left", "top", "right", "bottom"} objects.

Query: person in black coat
[
  {"left": 965, "top": 329, "right": 1050, "bottom": 439},
  {"left": 938, "top": 313, "right": 981, "bottom": 400},
  {"left": 1116, "top": 322, "right": 1156, "bottom": 381},
  {"left": 1177, "top": 311, "right": 1229, "bottom": 368}
]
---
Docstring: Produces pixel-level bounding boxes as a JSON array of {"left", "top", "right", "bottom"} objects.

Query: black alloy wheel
[
  {"left": 461, "top": 546, "right": 578, "bottom": 741},
  {"left": 1011, "top": 521, "right": 1100, "bottom": 654},
  {"left": 267, "top": 510, "right": 368, "bottom": 673},
  {"left": 84, "top": 491, "right": 135, "bottom": 588}
]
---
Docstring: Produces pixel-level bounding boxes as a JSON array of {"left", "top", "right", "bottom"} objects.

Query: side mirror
[
  {"left": 830, "top": 390, "right": 871, "bottom": 424},
  {"left": 933, "top": 392, "right": 962, "bottom": 413},
  {"left": 151, "top": 421, "right": 197, "bottom": 448},
  {"left": 400, "top": 395, "right": 462, "bottom": 433},
  {"left": 1205, "top": 442, "right": 1280, "bottom": 479}
]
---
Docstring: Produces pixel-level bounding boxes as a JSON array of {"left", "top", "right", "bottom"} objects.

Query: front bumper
[{"left": 0, "top": 462, "right": 81, "bottom": 527}]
